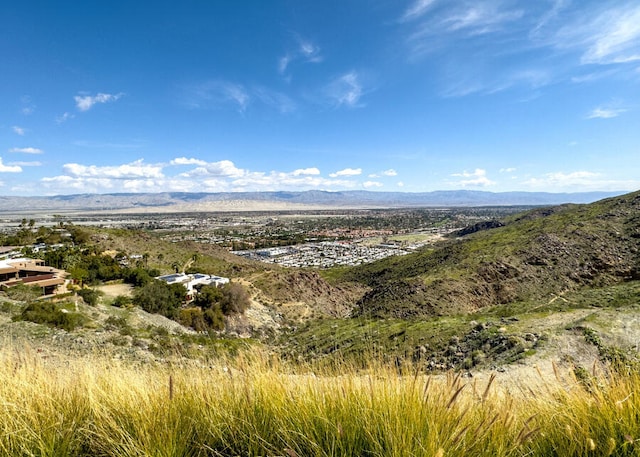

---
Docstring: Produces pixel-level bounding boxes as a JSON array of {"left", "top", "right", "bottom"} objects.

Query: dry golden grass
[{"left": 1, "top": 343, "right": 639, "bottom": 456}]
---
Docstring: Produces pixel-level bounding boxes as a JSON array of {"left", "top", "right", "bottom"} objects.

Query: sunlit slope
[{"left": 342, "top": 190, "right": 640, "bottom": 317}]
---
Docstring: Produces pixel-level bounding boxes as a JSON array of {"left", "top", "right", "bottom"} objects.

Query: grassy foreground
[{"left": 1, "top": 346, "right": 640, "bottom": 456}]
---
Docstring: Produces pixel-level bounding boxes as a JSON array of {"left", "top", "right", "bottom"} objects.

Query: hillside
[{"left": 341, "top": 190, "right": 640, "bottom": 318}]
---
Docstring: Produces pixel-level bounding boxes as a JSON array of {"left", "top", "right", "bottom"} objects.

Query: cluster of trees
[
  {"left": 3, "top": 221, "right": 251, "bottom": 332},
  {"left": 133, "top": 281, "right": 250, "bottom": 332}
]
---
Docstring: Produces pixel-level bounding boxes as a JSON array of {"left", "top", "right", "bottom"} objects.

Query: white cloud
[
  {"left": 330, "top": 167, "right": 362, "bottom": 178},
  {"left": 325, "top": 72, "right": 364, "bottom": 108},
  {"left": 451, "top": 168, "right": 495, "bottom": 187},
  {"left": 587, "top": 106, "right": 627, "bottom": 119},
  {"left": 292, "top": 168, "right": 321, "bottom": 176},
  {"left": 12, "top": 126, "right": 25, "bottom": 136},
  {"left": 56, "top": 112, "right": 75, "bottom": 123},
  {"left": 363, "top": 181, "right": 383, "bottom": 188},
  {"left": 180, "top": 160, "right": 246, "bottom": 179},
  {"left": 8, "top": 147, "right": 43, "bottom": 154},
  {"left": 500, "top": 167, "right": 517, "bottom": 173},
  {"left": 397, "top": 181, "right": 405, "bottom": 187},
  {"left": 63, "top": 159, "right": 163, "bottom": 179},
  {"left": 74, "top": 92, "right": 123, "bottom": 111},
  {"left": 170, "top": 157, "right": 208, "bottom": 166},
  {"left": 0, "top": 158, "right": 22, "bottom": 173},
  {"left": 39, "top": 159, "right": 360, "bottom": 194}
]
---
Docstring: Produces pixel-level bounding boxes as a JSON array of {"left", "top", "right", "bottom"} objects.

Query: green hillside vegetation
[{"left": 339, "top": 191, "right": 640, "bottom": 318}]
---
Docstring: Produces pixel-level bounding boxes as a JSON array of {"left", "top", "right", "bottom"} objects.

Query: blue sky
[{"left": 2, "top": 0, "right": 639, "bottom": 196}]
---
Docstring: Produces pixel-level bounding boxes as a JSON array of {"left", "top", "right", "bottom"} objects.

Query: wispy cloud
[
  {"left": 74, "top": 92, "right": 124, "bottom": 111},
  {"left": 580, "top": 6, "right": 640, "bottom": 64},
  {"left": 542, "top": 4, "right": 640, "bottom": 65},
  {"left": 363, "top": 181, "right": 383, "bottom": 188},
  {"left": 330, "top": 167, "right": 362, "bottom": 178},
  {"left": 402, "top": 2, "right": 640, "bottom": 98},
  {"left": 12, "top": 126, "right": 25, "bottom": 136},
  {"left": 253, "top": 86, "right": 297, "bottom": 113},
  {"left": 440, "top": 4, "right": 524, "bottom": 36},
  {"left": 400, "top": 0, "right": 438, "bottom": 22},
  {"left": 450, "top": 168, "right": 495, "bottom": 187},
  {"left": 325, "top": 72, "right": 365, "bottom": 108},
  {"left": 8, "top": 147, "right": 43, "bottom": 154},
  {"left": 8, "top": 161, "right": 42, "bottom": 167},
  {"left": 56, "top": 112, "right": 75, "bottom": 123},
  {"left": 20, "top": 95, "right": 35, "bottom": 115},
  {"left": 279, "top": 36, "right": 323, "bottom": 75},
  {"left": 183, "top": 80, "right": 250, "bottom": 112},
  {"left": 0, "top": 158, "right": 22, "bottom": 173},
  {"left": 587, "top": 106, "right": 627, "bottom": 119},
  {"left": 521, "top": 170, "right": 638, "bottom": 191}
]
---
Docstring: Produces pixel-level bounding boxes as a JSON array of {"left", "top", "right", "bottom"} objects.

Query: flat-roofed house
[{"left": 0, "top": 258, "right": 68, "bottom": 296}]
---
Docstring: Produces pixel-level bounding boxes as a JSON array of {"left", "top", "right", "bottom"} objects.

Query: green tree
[{"left": 133, "top": 280, "right": 185, "bottom": 319}]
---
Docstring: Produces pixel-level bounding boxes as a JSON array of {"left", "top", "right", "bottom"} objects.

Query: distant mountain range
[{"left": 0, "top": 190, "right": 627, "bottom": 213}]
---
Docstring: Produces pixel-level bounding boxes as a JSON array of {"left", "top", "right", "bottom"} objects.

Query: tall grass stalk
[{"left": 2, "top": 345, "right": 640, "bottom": 456}]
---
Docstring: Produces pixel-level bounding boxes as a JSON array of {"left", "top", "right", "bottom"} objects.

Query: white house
[{"left": 155, "top": 272, "right": 229, "bottom": 297}]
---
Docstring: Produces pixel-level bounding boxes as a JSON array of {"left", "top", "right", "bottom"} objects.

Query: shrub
[
  {"left": 112, "top": 295, "right": 132, "bottom": 308},
  {"left": 5, "top": 284, "right": 42, "bottom": 302},
  {"left": 16, "top": 301, "right": 85, "bottom": 331},
  {"left": 220, "top": 282, "right": 250, "bottom": 314},
  {"left": 77, "top": 288, "right": 103, "bottom": 306}
]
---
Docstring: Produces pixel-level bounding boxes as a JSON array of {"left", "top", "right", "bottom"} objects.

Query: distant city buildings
[{"left": 233, "top": 240, "right": 419, "bottom": 268}]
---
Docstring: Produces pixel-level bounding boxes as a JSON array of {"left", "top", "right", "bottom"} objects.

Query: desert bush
[
  {"left": 111, "top": 295, "right": 132, "bottom": 308},
  {"left": 4, "top": 283, "right": 42, "bottom": 302},
  {"left": 15, "top": 301, "right": 85, "bottom": 331},
  {"left": 76, "top": 287, "right": 103, "bottom": 306}
]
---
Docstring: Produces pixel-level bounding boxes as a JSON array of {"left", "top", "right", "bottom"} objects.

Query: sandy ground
[{"left": 96, "top": 283, "right": 133, "bottom": 298}]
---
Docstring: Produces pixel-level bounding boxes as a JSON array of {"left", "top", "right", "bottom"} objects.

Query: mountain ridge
[{"left": 0, "top": 189, "right": 627, "bottom": 213}]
